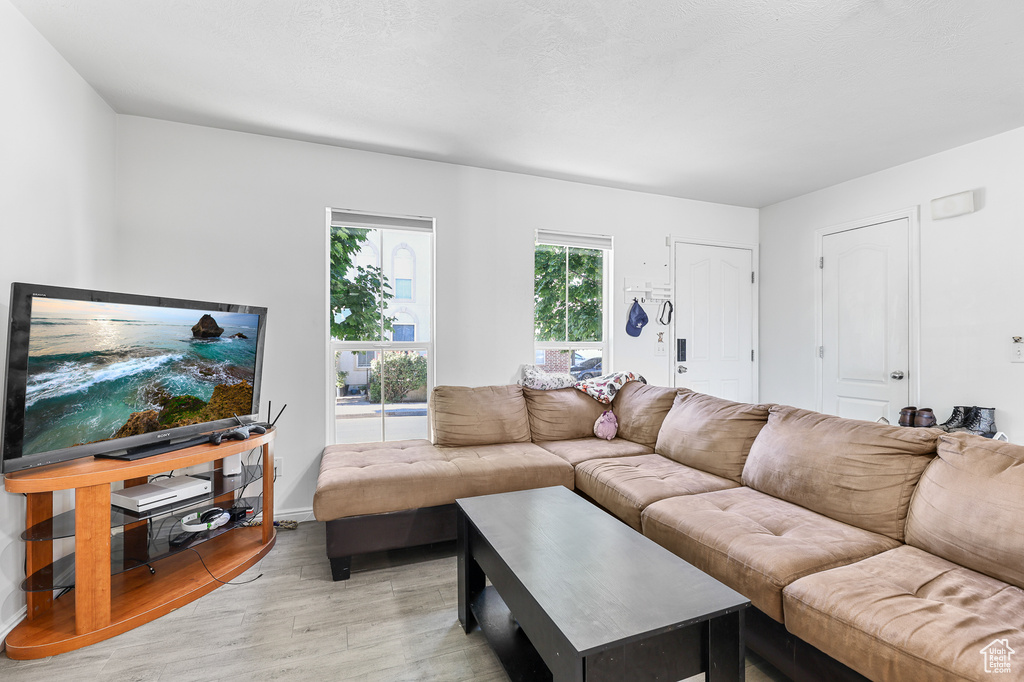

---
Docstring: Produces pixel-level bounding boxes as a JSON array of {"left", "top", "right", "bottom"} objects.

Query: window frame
[
  {"left": 327, "top": 209, "right": 435, "bottom": 444},
  {"left": 533, "top": 230, "right": 613, "bottom": 376}
]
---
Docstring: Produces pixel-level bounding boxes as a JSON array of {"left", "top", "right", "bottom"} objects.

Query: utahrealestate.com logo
[{"left": 981, "top": 639, "right": 1015, "bottom": 674}]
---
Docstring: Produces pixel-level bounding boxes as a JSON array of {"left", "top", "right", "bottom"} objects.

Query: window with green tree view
[
  {"left": 534, "top": 231, "right": 611, "bottom": 379},
  {"left": 329, "top": 210, "right": 433, "bottom": 444}
]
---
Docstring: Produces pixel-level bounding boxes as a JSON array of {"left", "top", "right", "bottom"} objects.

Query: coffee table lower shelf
[
  {"left": 469, "top": 584, "right": 717, "bottom": 682},
  {"left": 470, "top": 585, "right": 553, "bottom": 682}
]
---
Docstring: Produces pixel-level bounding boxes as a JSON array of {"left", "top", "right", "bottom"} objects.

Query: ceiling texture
[{"left": 13, "top": 0, "right": 1024, "bottom": 207}]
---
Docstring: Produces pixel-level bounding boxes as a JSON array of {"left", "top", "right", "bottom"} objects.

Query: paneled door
[
  {"left": 819, "top": 217, "right": 910, "bottom": 422},
  {"left": 673, "top": 242, "right": 755, "bottom": 402}
]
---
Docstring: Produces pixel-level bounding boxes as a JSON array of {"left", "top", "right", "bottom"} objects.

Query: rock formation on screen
[{"left": 191, "top": 314, "right": 224, "bottom": 338}]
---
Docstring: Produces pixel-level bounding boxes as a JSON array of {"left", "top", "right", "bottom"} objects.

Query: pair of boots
[
  {"left": 898, "top": 407, "right": 936, "bottom": 428},
  {"left": 939, "top": 406, "right": 997, "bottom": 437}
]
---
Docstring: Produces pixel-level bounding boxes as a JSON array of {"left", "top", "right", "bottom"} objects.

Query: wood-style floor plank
[{"left": 1, "top": 520, "right": 788, "bottom": 681}]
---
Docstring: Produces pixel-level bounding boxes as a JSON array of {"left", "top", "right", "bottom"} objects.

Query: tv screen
[{"left": 2, "top": 283, "right": 267, "bottom": 473}]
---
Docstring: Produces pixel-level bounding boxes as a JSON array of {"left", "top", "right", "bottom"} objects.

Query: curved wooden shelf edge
[
  {"left": 4, "top": 428, "right": 276, "bottom": 494},
  {"left": 3, "top": 527, "right": 276, "bottom": 660}
]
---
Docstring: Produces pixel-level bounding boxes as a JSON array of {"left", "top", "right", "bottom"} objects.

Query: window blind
[
  {"left": 535, "top": 229, "right": 613, "bottom": 251},
  {"left": 329, "top": 208, "right": 433, "bottom": 233}
]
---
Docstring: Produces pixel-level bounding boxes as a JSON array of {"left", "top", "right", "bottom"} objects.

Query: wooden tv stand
[{"left": 3, "top": 428, "right": 276, "bottom": 659}]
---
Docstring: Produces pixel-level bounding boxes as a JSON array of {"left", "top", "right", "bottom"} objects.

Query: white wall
[
  {"left": 113, "top": 115, "right": 757, "bottom": 517},
  {"left": 760, "top": 126, "right": 1024, "bottom": 438},
  {"left": 0, "top": 0, "right": 117, "bottom": 643}
]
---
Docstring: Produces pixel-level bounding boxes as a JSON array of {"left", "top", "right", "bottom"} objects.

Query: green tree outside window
[
  {"left": 330, "top": 226, "right": 396, "bottom": 341},
  {"left": 534, "top": 244, "right": 604, "bottom": 343}
]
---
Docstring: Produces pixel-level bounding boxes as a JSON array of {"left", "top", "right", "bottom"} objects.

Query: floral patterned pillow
[
  {"left": 518, "top": 365, "right": 576, "bottom": 390},
  {"left": 574, "top": 372, "right": 647, "bottom": 404}
]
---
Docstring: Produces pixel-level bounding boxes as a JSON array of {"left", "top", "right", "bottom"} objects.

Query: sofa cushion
[
  {"left": 523, "top": 387, "right": 605, "bottom": 442},
  {"left": 313, "top": 440, "right": 573, "bottom": 521},
  {"left": 783, "top": 545, "right": 1024, "bottom": 682},
  {"left": 576, "top": 454, "right": 738, "bottom": 531},
  {"left": 905, "top": 433, "right": 1024, "bottom": 590},
  {"left": 655, "top": 392, "right": 769, "bottom": 483},
  {"left": 742, "top": 405, "right": 938, "bottom": 541},
  {"left": 612, "top": 383, "right": 681, "bottom": 448},
  {"left": 534, "top": 437, "right": 652, "bottom": 467},
  {"left": 429, "top": 385, "right": 532, "bottom": 446},
  {"left": 641, "top": 487, "right": 900, "bottom": 622}
]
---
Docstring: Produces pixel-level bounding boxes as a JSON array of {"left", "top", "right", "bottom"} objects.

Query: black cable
[{"left": 184, "top": 546, "right": 263, "bottom": 585}]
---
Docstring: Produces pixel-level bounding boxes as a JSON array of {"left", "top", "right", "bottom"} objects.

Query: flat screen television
[{"left": 2, "top": 283, "right": 267, "bottom": 473}]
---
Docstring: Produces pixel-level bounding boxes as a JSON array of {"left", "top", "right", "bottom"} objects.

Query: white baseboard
[
  {"left": 270, "top": 506, "right": 315, "bottom": 523},
  {"left": 0, "top": 606, "right": 27, "bottom": 653}
]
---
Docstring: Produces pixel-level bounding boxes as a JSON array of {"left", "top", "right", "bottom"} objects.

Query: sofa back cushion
[
  {"left": 612, "top": 383, "right": 681, "bottom": 448},
  {"left": 655, "top": 392, "right": 770, "bottom": 483},
  {"left": 742, "top": 405, "right": 938, "bottom": 541},
  {"left": 523, "top": 387, "right": 605, "bottom": 442},
  {"left": 905, "top": 433, "right": 1024, "bottom": 589},
  {"left": 429, "top": 385, "right": 531, "bottom": 446}
]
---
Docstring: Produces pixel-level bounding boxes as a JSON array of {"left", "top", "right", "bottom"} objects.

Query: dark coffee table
[{"left": 458, "top": 486, "right": 749, "bottom": 682}]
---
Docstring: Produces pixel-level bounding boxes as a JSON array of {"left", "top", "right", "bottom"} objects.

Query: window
[
  {"left": 534, "top": 230, "right": 612, "bottom": 378},
  {"left": 394, "top": 246, "right": 414, "bottom": 299},
  {"left": 392, "top": 324, "right": 415, "bottom": 342},
  {"left": 329, "top": 209, "right": 433, "bottom": 444}
]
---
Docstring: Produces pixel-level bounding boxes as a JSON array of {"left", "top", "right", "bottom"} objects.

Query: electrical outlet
[
  {"left": 273, "top": 457, "right": 283, "bottom": 478},
  {"left": 1012, "top": 337, "right": 1024, "bottom": 363}
]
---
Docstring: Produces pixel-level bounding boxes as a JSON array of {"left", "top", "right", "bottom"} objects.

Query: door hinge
[
  {"left": 818, "top": 346, "right": 824, "bottom": 359},
  {"left": 819, "top": 257, "right": 824, "bottom": 269},
  {"left": 751, "top": 349, "right": 755, "bottom": 362},
  {"left": 751, "top": 271, "right": 755, "bottom": 284}
]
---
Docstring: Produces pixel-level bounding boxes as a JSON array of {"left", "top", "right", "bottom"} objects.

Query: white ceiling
[{"left": 13, "top": 0, "right": 1024, "bottom": 207}]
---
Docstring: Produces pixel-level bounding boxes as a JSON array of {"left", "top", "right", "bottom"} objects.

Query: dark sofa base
[
  {"left": 745, "top": 607, "right": 868, "bottom": 682},
  {"left": 325, "top": 504, "right": 458, "bottom": 581}
]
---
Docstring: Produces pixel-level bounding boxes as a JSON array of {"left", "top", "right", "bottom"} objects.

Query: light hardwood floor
[{"left": 0, "top": 521, "right": 788, "bottom": 681}]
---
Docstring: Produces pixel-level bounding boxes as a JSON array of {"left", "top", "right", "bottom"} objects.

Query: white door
[
  {"left": 820, "top": 218, "right": 910, "bottom": 422},
  {"left": 673, "top": 243, "right": 755, "bottom": 402}
]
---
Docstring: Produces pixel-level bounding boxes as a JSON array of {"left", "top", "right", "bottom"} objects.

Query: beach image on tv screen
[{"left": 22, "top": 297, "right": 260, "bottom": 456}]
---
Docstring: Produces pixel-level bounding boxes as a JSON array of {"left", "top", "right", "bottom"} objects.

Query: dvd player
[{"left": 111, "top": 476, "right": 212, "bottom": 512}]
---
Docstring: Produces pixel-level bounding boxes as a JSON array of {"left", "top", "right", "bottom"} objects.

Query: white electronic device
[
  {"left": 180, "top": 508, "right": 231, "bottom": 533},
  {"left": 223, "top": 452, "right": 242, "bottom": 476},
  {"left": 111, "top": 475, "right": 212, "bottom": 512}
]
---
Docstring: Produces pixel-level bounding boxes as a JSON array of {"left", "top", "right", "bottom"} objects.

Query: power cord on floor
[{"left": 184, "top": 546, "right": 263, "bottom": 585}]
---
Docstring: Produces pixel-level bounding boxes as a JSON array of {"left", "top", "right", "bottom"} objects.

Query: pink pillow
[{"left": 594, "top": 410, "right": 618, "bottom": 440}]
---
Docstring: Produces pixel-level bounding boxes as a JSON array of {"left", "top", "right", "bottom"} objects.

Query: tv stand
[{"left": 2, "top": 428, "right": 276, "bottom": 659}]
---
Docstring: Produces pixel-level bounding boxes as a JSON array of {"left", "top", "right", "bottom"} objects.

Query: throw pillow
[
  {"left": 593, "top": 410, "right": 618, "bottom": 440},
  {"left": 574, "top": 371, "right": 646, "bottom": 404},
  {"left": 518, "top": 364, "right": 576, "bottom": 390}
]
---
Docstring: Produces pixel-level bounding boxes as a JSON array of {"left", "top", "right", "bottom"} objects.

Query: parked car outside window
[{"left": 570, "top": 357, "right": 602, "bottom": 379}]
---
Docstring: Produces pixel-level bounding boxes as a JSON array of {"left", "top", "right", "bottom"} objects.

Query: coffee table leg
[
  {"left": 457, "top": 509, "right": 484, "bottom": 633},
  {"left": 706, "top": 609, "right": 745, "bottom": 681}
]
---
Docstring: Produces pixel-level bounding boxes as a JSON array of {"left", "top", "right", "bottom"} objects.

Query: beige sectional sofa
[{"left": 314, "top": 383, "right": 1024, "bottom": 681}]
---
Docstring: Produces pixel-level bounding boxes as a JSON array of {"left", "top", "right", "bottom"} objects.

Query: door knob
[
  {"left": 890, "top": 370, "right": 905, "bottom": 380},
  {"left": 677, "top": 366, "right": 688, "bottom": 374}
]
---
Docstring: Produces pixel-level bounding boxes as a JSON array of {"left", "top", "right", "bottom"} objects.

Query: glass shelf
[
  {"left": 22, "top": 465, "right": 263, "bottom": 541},
  {"left": 22, "top": 496, "right": 264, "bottom": 592}
]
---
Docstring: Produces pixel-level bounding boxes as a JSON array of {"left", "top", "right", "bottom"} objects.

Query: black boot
[
  {"left": 955, "top": 406, "right": 996, "bottom": 438},
  {"left": 939, "top": 406, "right": 973, "bottom": 432}
]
